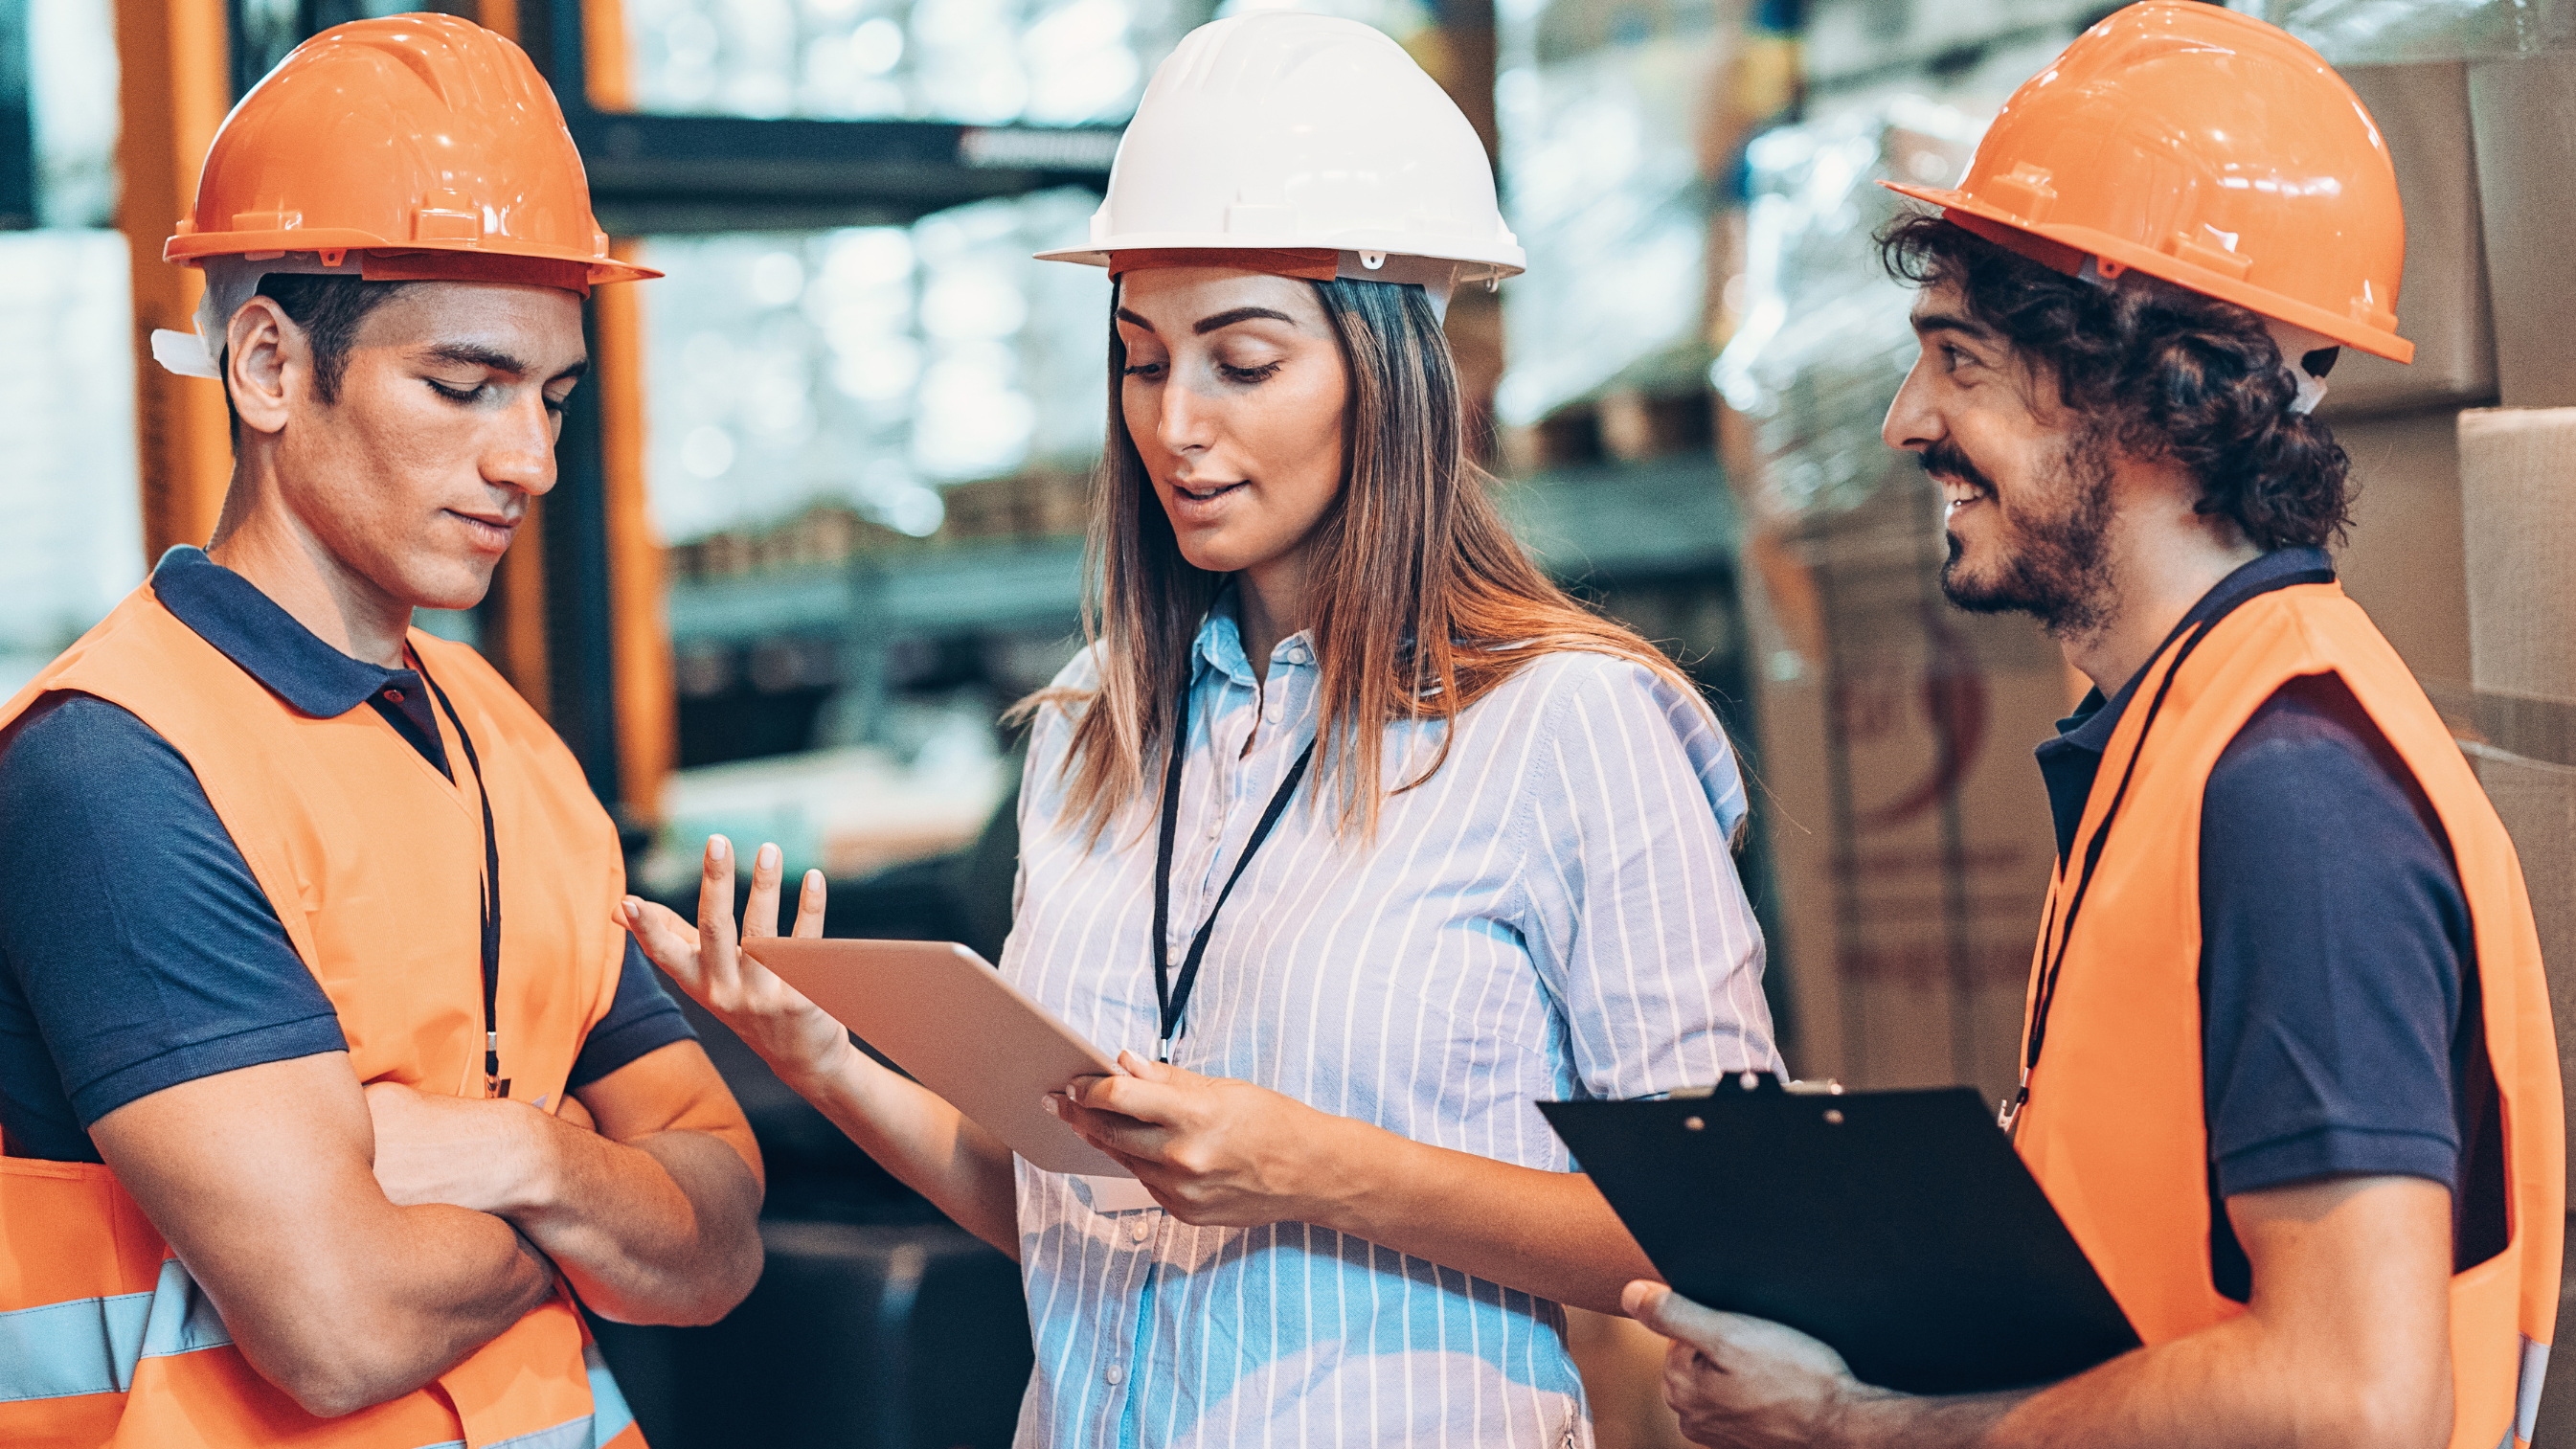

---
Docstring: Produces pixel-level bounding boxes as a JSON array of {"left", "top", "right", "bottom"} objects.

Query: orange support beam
[
  {"left": 596, "top": 240, "right": 675, "bottom": 820},
  {"left": 115, "top": 0, "right": 232, "bottom": 559}
]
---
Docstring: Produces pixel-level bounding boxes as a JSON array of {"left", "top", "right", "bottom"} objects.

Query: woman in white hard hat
[{"left": 624, "top": 12, "right": 1778, "bottom": 1444}]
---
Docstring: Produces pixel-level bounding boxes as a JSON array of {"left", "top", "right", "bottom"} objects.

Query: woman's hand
[
  {"left": 618, "top": 835, "right": 849, "bottom": 1087},
  {"left": 1048, "top": 1051, "right": 1360, "bottom": 1228}
]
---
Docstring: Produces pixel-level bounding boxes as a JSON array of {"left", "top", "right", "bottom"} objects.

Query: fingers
[
  {"left": 1073, "top": 1070, "right": 1186, "bottom": 1126},
  {"left": 696, "top": 836, "right": 741, "bottom": 978},
  {"left": 621, "top": 897, "right": 706, "bottom": 983},
  {"left": 792, "top": 869, "right": 827, "bottom": 939},
  {"left": 1626, "top": 1281, "right": 1740, "bottom": 1356},
  {"left": 743, "top": 842, "right": 785, "bottom": 940},
  {"left": 1048, "top": 1092, "right": 1170, "bottom": 1162}
]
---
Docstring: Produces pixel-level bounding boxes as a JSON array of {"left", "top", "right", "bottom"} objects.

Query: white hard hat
[{"left": 1036, "top": 10, "right": 1525, "bottom": 313}]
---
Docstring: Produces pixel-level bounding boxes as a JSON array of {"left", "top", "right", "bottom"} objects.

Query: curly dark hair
[{"left": 1877, "top": 213, "right": 2351, "bottom": 551}]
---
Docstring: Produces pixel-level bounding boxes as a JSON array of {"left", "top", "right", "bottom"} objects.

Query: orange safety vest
[
  {"left": 0, "top": 582, "right": 645, "bottom": 1449},
  {"left": 2014, "top": 577, "right": 2565, "bottom": 1449}
]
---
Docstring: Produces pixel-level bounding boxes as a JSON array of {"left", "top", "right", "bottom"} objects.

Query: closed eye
[
  {"left": 426, "top": 378, "right": 487, "bottom": 404},
  {"left": 1220, "top": 360, "right": 1283, "bottom": 384}
]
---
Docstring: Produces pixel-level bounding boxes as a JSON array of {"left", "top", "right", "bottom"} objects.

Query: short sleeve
[
  {"left": 1509, "top": 654, "right": 1779, "bottom": 1099},
  {"left": 0, "top": 693, "right": 345, "bottom": 1161},
  {"left": 567, "top": 938, "right": 697, "bottom": 1090},
  {"left": 2200, "top": 673, "right": 2468, "bottom": 1200}
]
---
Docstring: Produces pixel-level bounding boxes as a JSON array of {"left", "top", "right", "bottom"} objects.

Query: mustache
[{"left": 1919, "top": 441, "right": 1996, "bottom": 497}]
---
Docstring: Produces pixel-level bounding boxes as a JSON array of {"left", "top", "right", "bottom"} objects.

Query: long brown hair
[{"left": 1016, "top": 275, "right": 1717, "bottom": 844}]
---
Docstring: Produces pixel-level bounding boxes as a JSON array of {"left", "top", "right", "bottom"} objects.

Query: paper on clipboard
[{"left": 743, "top": 937, "right": 1140, "bottom": 1183}]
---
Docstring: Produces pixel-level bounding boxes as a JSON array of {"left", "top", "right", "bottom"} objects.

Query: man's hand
[
  {"left": 1624, "top": 1280, "right": 1873, "bottom": 1449},
  {"left": 1050, "top": 1052, "right": 1352, "bottom": 1227},
  {"left": 364, "top": 1081, "right": 577, "bottom": 1215},
  {"left": 91, "top": 1053, "right": 556, "bottom": 1418},
  {"left": 362, "top": 1042, "right": 764, "bottom": 1329},
  {"left": 1616, "top": 1174, "right": 2452, "bottom": 1449}
]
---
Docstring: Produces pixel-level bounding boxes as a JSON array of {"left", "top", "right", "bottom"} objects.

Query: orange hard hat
[
  {"left": 164, "top": 12, "right": 654, "bottom": 290},
  {"left": 1882, "top": 1, "right": 2410, "bottom": 364}
]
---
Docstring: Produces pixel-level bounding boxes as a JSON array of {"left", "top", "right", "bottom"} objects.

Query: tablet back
[
  {"left": 1543, "top": 1081, "right": 2137, "bottom": 1394},
  {"left": 745, "top": 937, "right": 1131, "bottom": 1177}
]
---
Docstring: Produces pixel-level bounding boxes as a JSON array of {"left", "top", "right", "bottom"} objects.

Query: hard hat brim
[
  {"left": 1037, "top": 236, "right": 1525, "bottom": 280},
  {"left": 1881, "top": 180, "right": 2412, "bottom": 365},
  {"left": 165, "top": 231, "right": 660, "bottom": 287}
]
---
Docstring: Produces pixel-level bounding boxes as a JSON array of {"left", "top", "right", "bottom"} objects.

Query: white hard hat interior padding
[
  {"left": 1038, "top": 11, "right": 1525, "bottom": 294},
  {"left": 151, "top": 252, "right": 370, "bottom": 379}
]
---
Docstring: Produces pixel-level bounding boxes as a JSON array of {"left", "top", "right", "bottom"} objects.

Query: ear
[{"left": 224, "top": 296, "right": 305, "bottom": 438}]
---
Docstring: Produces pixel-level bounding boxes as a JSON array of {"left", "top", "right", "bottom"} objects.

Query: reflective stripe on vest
[
  {"left": 1, "top": 1270, "right": 634, "bottom": 1449},
  {"left": 0, "top": 1257, "right": 230, "bottom": 1403},
  {"left": 0, "top": 585, "right": 638, "bottom": 1448},
  {"left": 2012, "top": 580, "right": 2565, "bottom": 1449}
]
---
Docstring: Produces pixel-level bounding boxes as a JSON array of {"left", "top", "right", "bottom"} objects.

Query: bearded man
[{"left": 1619, "top": 8, "right": 2563, "bottom": 1443}]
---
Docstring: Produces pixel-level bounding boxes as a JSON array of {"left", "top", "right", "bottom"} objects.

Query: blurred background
[{"left": 11, "top": 0, "right": 2563, "bottom": 1439}]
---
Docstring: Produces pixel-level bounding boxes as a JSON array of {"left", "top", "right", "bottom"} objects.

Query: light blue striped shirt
[{"left": 1000, "top": 602, "right": 1779, "bottom": 1448}]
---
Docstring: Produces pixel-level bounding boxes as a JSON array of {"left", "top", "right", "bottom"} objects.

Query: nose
[
  {"left": 484, "top": 389, "right": 560, "bottom": 497},
  {"left": 1882, "top": 351, "right": 1941, "bottom": 455},
  {"left": 1156, "top": 375, "right": 1216, "bottom": 459}
]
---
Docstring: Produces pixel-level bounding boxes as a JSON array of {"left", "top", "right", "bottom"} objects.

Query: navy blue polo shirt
[
  {"left": 0, "top": 547, "right": 691, "bottom": 1163},
  {"left": 2036, "top": 548, "right": 2470, "bottom": 1291}
]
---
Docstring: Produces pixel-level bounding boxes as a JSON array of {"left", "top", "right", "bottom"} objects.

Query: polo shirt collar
[
  {"left": 151, "top": 546, "right": 418, "bottom": 718},
  {"left": 2054, "top": 545, "right": 2337, "bottom": 754},
  {"left": 2034, "top": 546, "right": 2336, "bottom": 859}
]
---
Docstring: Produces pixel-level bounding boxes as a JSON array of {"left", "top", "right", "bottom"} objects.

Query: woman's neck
[{"left": 1236, "top": 552, "right": 1311, "bottom": 687}]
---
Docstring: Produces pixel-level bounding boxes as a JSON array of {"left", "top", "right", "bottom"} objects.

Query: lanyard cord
[
  {"left": 1151, "top": 675, "right": 1317, "bottom": 1063},
  {"left": 2003, "top": 566, "right": 2334, "bottom": 1133},
  {"left": 415, "top": 660, "right": 508, "bottom": 1099}
]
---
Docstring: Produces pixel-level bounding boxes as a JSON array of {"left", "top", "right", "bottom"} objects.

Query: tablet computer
[
  {"left": 1541, "top": 1076, "right": 2138, "bottom": 1395},
  {"left": 741, "top": 937, "right": 1132, "bottom": 1178}
]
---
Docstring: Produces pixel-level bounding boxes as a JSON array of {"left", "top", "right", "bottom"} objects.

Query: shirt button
[
  {"left": 1128, "top": 1216, "right": 1152, "bottom": 1243},
  {"left": 382, "top": 688, "right": 404, "bottom": 703},
  {"left": 1206, "top": 816, "right": 1223, "bottom": 839},
  {"left": 1104, "top": 1365, "right": 1127, "bottom": 1386}
]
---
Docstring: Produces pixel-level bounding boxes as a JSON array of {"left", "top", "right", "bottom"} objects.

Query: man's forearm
[
  {"left": 282, "top": 1203, "right": 559, "bottom": 1415},
  {"left": 503, "top": 1118, "right": 763, "bottom": 1325},
  {"left": 1826, "top": 1315, "right": 2411, "bottom": 1449}
]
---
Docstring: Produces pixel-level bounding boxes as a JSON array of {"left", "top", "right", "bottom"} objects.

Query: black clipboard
[{"left": 1542, "top": 1076, "right": 2139, "bottom": 1394}]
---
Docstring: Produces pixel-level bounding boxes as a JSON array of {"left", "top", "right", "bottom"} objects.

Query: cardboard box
[
  {"left": 2321, "top": 61, "right": 2496, "bottom": 419},
  {"left": 2330, "top": 408, "right": 2470, "bottom": 688},
  {"left": 2470, "top": 52, "right": 2576, "bottom": 407},
  {"left": 1742, "top": 458, "right": 2066, "bottom": 1103},
  {"left": 2457, "top": 405, "right": 2576, "bottom": 1444}
]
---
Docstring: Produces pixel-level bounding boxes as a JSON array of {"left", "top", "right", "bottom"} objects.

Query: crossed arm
[
  {"left": 1628, "top": 1172, "right": 2454, "bottom": 1449},
  {"left": 91, "top": 1037, "right": 764, "bottom": 1418}
]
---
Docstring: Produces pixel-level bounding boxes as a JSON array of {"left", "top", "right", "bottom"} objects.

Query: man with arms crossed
[
  {"left": 1626, "top": 6, "right": 2563, "bottom": 1447},
  {"left": 0, "top": 18, "right": 760, "bottom": 1446}
]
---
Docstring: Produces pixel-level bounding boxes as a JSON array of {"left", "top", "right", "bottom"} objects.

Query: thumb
[{"left": 1624, "top": 1280, "right": 1737, "bottom": 1354}]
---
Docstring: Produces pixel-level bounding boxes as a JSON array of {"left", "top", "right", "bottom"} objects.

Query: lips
[
  {"left": 1171, "top": 479, "right": 1247, "bottom": 504},
  {"left": 446, "top": 508, "right": 522, "bottom": 553}
]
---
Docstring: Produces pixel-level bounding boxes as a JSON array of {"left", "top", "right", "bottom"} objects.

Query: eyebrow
[
  {"left": 1112, "top": 305, "right": 1300, "bottom": 337},
  {"left": 1910, "top": 309, "right": 1997, "bottom": 342},
  {"left": 426, "top": 343, "right": 589, "bottom": 383}
]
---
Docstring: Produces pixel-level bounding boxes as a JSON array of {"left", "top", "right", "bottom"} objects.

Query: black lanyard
[
  {"left": 2001, "top": 565, "right": 2332, "bottom": 1133},
  {"left": 416, "top": 660, "right": 508, "bottom": 1099},
  {"left": 1150, "top": 677, "right": 1316, "bottom": 1063}
]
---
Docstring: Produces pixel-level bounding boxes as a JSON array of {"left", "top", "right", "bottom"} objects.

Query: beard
[{"left": 1932, "top": 433, "right": 2118, "bottom": 637}]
